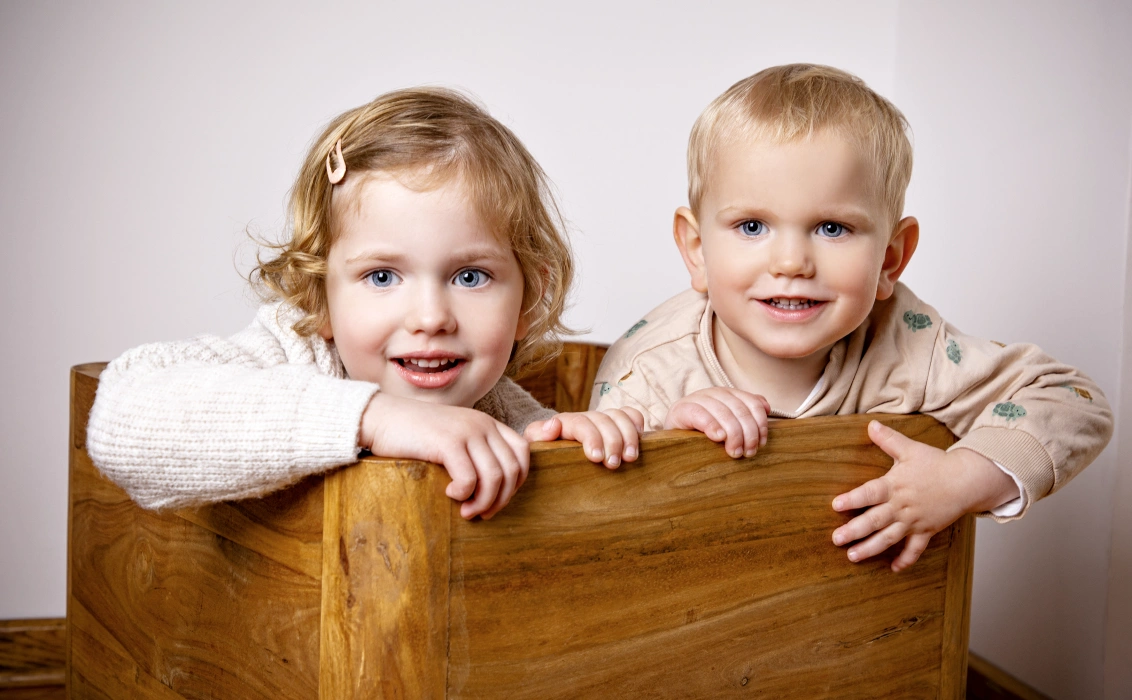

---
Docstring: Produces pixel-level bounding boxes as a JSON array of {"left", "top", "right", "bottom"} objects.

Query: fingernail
[
  {"left": 745, "top": 449, "right": 757, "bottom": 458},
  {"left": 731, "top": 448, "right": 742, "bottom": 458},
  {"left": 832, "top": 498, "right": 843, "bottom": 510},
  {"left": 848, "top": 550, "right": 858, "bottom": 562},
  {"left": 591, "top": 448, "right": 603, "bottom": 460},
  {"left": 712, "top": 430, "right": 723, "bottom": 440},
  {"left": 625, "top": 446, "right": 637, "bottom": 459},
  {"left": 833, "top": 533, "right": 844, "bottom": 545},
  {"left": 608, "top": 455, "right": 621, "bottom": 467},
  {"left": 760, "top": 436, "right": 767, "bottom": 446}
]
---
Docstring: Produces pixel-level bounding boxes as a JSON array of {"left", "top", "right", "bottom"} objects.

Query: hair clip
[{"left": 326, "top": 139, "right": 346, "bottom": 184}]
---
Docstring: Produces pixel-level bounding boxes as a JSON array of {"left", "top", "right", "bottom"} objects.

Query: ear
[
  {"left": 674, "top": 206, "right": 709, "bottom": 293},
  {"left": 876, "top": 216, "right": 919, "bottom": 300},
  {"left": 317, "top": 315, "right": 334, "bottom": 341}
]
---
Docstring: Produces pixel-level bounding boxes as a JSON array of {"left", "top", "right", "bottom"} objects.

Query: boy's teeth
[{"left": 769, "top": 298, "right": 816, "bottom": 309}]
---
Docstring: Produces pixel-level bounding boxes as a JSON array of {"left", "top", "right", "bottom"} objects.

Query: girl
[{"left": 87, "top": 87, "right": 642, "bottom": 519}]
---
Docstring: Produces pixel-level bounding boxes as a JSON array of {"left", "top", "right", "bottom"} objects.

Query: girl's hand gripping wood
[
  {"left": 524, "top": 408, "right": 645, "bottom": 468},
  {"left": 360, "top": 393, "right": 530, "bottom": 520}
]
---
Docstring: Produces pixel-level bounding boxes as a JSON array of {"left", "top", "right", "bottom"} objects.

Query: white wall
[{"left": 1, "top": 2, "right": 1128, "bottom": 697}]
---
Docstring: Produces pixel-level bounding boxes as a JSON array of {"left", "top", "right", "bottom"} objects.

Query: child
[
  {"left": 590, "top": 64, "right": 1112, "bottom": 571},
  {"left": 87, "top": 87, "right": 643, "bottom": 519}
]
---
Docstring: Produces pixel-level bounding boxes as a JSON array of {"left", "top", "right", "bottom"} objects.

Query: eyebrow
[
  {"left": 717, "top": 205, "right": 876, "bottom": 228},
  {"left": 343, "top": 245, "right": 514, "bottom": 266}
]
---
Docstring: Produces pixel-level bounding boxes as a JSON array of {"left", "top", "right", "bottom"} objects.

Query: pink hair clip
[{"left": 326, "top": 139, "right": 346, "bottom": 184}]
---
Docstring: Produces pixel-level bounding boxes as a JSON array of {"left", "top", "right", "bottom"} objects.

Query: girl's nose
[
  {"left": 768, "top": 233, "right": 816, "bottom": 278},
  {"left": 405, "top": 284, "right": 457, "bottom": 335}
]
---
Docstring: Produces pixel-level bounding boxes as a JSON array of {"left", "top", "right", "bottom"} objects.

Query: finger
[
  {"left": 847, "top": 521, "right": 908, "bottom": 563},
  {"left": 499, "top": 424, "right": 531, "bottom": 490},
  {"left": 832, "top": 476, "right": 892, "bottom": 512},
  {"left": 664, "top": 400, "right": 722, "bottom": 439},
  {"left": 692, "top": 396, "right": 746, "bottom": 458},
  {"left": 461, "top": 438, "right": 503, "bottom": 520},
  {"left": 563, "top": 416, "right": 607, "bottom": 464},
  {"left": 480, "top": 431, "right": 523, "bottom": 519},
  {"left": 587, "top": 412, "right": 626, "bottom": 468},
  {"left": 891, "top": 533, "right": 933, "bottom": 572},
  {"left": 833, "top": 503, "right": 894, "bottom": 546},
  {"left": 868, "top": 420, "right": 918, "bottom": 462},
  {"left": 605, "top": 410, "right": 642, "bottom": 463},
  {"left": 622, "top": 406, "right": 646, "bottom": 432},
  {"left": 523, "top": 416, "right": 561, "bottom": 442},
  {"left": 711, "top": 391, "right": 763, "bottom": 457},
  {"left": 443, "top": 447, "right": 478, "bottom": 502}
]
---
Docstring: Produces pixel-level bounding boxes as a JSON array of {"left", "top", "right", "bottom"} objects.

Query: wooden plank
[
  {"left": 319, "top": 460, "right": 451, "bottom": 699},
  {"left": 0, "top": 619, "right": 65, "bottom": 688},
  {"left": 68, "top": 367, "right": 323, "bottom": 700},
  {"left": 511, "top": 342, "right": 607, "bottom": 413},
  {"left": 941, "top": 512, "right": 975, "bottom": 699},
  {"left": 445, "top": 414, "right": 960, "bottom": 698}
]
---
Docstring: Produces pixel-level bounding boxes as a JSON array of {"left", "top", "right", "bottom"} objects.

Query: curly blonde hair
[
  {"left": 252, "top": 87, "right": 575, "bottom": 376},
  {"left": 688, "top": 64, "right": 914, "bottom": 228}
]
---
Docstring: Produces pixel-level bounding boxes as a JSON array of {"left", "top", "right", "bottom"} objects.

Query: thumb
[
  {"left": 868, "top": 420, "right": 917, "bottom": 461},
  {"left": 523, "top": 416, "right": 561, "bottom": 442}
]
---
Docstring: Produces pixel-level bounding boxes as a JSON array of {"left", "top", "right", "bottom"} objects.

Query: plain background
[{"left": 2, "top": 2, "right": 1130, "bottom": 698}]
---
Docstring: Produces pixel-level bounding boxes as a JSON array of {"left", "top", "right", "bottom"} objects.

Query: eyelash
[
  {"left": 736, "top": 220, "right": 852, "bottom": 238},
  {"left": 453, "top": 268, "right": 491, "bottom": 288}
]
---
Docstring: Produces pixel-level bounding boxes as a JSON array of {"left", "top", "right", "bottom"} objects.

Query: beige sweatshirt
[
  {"left": 87, "top": 301, "right": 554, "bottom": 511},
  {"left": 590, "top": 284, "right": 1112, "bottom": 520}
]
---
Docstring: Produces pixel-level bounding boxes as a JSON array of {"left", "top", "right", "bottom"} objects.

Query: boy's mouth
[
  {"left": 761, "top": 297, "right": 824, "bottom": 310},
  {"left": 393, "top": 355, "right": 465, "bottom": 389}
]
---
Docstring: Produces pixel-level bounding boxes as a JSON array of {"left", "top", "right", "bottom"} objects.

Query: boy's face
[
  {"left": 320, "top": 172, "right": 528, "bottom": 409},
  {"left": 676, "top": 130, "right": 916, "bottom": 368}
]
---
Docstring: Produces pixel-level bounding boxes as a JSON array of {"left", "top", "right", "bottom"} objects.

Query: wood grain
[
  {"left": 319, "top": 461, "right": 451, "bottom": 699},
  {"left": 0, "top": 619, "right": 65, "bottom": 688},
  {"left": 69, "top": 365, "right": 322, "bottom": 700},
  {"left": 69, "top": 355, "right": 973, "bottom": 699}
]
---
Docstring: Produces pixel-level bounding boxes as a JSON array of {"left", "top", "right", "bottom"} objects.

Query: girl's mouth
[{"left": 394, "top": 357, "right": 465, "bottom": 389}]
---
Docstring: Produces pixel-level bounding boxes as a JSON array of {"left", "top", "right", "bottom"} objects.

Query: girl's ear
[
  {"left": 674, "top": 207, "right": 709, "bottom": 293},
  {"left": 514, "top": 306, "right": 531, "bottom": 341},
  {"left": 877, "top": 216, "right": 919, "bottom": 300},
  {"left": 317, "top": 313, "right": 334, "bottom": 341}
]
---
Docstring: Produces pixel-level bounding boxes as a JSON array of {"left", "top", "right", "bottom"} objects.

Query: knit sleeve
[
  {"left": 474, "top": 376, "right": 555, "bottom": 433},
  {"left": 922, "top": 321, "right": 1113, "bottom": 520},
  {"left": 86, "top": 325, "right": 379, "bottom": 511}
]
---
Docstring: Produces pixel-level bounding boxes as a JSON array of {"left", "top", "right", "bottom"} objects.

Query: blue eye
[
  {"left": 454, "top": 268, "right": 489, "bottom": 288},
  {"left": 740, "top": 220, "right": 767, "bottom": 237},
  {"left": 367, "top": 269, "right": 401, "bottom": 287},
  {"left": 818, "top": 222, "right": 846, "bottom": 238}
]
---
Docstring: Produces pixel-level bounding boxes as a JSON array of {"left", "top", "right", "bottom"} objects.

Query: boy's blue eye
[
  {"left": 740, "top": 220, "right": 767, "bottom": 237},
  {"left": 368, "top": 269, "right": 401, "bottom": 287},
  {"left": 818, "top": 222, "right": 846, "bottom": 238},
  {"left": 454, "top": 268, "right": 489, "bottom": 288}
]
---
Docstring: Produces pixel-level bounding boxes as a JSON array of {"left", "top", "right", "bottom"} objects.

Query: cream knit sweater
[{"left": 86, "top": 302, "right": 554, "bottom": 510}]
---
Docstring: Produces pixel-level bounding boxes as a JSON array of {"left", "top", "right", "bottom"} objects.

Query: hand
[
  {"left": 831, "top": 420, "right": 1019, "bottom": 572},
  {"left": 524, "top": 407, "right": 645, "bottom": 468},
  {"left": 360, "top": 393, "right": 530, "bottom": 520},
  {"left": 663, "top": 387, "right": 770, "bottom": 459}
]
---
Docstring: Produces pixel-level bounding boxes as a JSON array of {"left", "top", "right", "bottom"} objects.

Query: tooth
[{"left": 440, "top": 359, "right": 449, "bottom": 366}]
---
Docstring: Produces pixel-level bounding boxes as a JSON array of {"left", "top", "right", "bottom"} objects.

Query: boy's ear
[
  {"left": 674, "top": 206, "right": 709, "bottom": 293},
  {"left": 877, "top": 216, "right": 919, "bottom": 300}
]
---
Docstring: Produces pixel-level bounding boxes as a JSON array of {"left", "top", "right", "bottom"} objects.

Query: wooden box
[{"left": 67, "top": 343, "right": 972, "bottom": 698}]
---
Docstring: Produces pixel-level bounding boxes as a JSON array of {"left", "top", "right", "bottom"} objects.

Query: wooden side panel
[
  {"left": 445, "top": 414, "right": 963, "bottom": 699},
  {"left": 512, "top": 342, "right": 608, "bottom": 412},
  {"left": 68, "top": 366, "right": 323, "bottom": 700},
  {"left": 319, "top": 461, "right": 451, "bottom": 699},
  {"left": 0, "top": 619, "right": 66, "bottom": 688}
]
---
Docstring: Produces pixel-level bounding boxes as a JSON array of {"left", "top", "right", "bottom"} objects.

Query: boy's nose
[
  {"left": 405, "top": 285, "right": 457, "bottom": 334},
  {"left": 768, "top": 234, "right": 816, "bottom": 277}
]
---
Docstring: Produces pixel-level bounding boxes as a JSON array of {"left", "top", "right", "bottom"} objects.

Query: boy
[{"left": 590, "top": 64, "right": 1112, "bottom": 571}]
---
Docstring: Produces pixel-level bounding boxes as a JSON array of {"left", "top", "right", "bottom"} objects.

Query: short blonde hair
[
  {"left": 252, "top": 87, "right": 574, "bottom": 376},
  {"left": 688, "top": 64, "right": 913, "bottom": 227}
]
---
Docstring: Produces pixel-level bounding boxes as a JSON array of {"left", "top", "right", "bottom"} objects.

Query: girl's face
[{"left": 320, "top": 171, "right": 528, "bottom": 409}]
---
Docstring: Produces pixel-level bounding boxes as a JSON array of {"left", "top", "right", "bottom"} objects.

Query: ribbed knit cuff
[
  {"left": 291, "top": 374, "right": 380, "bottom": 465},
  {"left": 949, "top": 427, "right": 1055, "bottom": 522}
]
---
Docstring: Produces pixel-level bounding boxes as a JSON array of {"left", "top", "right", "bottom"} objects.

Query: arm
[{"left": 86, "top": 332, "right": 378, "bottom": 510}]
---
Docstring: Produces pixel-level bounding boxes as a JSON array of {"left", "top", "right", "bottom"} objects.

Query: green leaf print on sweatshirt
[
  {"left": 624, "top": 319, "right": 648, "bottom": 338},
  {"left": 992, "top": 402, "right": 1027, "bottom": 421},
  {"left": 946, "top": 340, "right": 962, "bottom": 364},
  {"left": 903, "top": 311, "right": 933, "bottom": 332}
]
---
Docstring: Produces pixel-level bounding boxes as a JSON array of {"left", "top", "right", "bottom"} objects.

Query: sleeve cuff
[{"left": 949, "top": 427, "right": 1055, "bottom": 522}]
